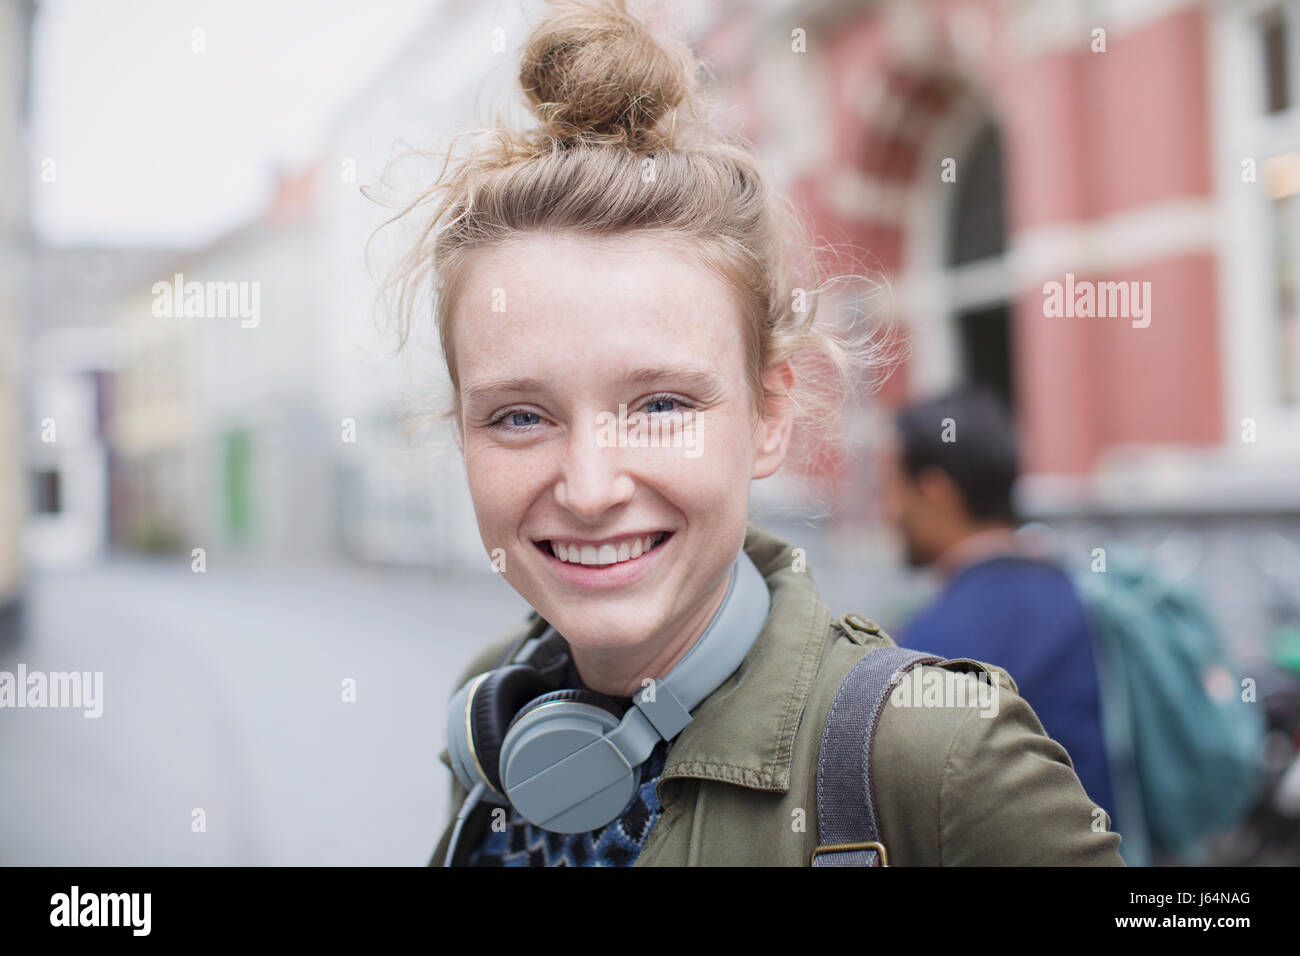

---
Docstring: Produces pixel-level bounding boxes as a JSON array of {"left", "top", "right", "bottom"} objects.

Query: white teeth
[{"left": 548, "top": 533, "right": 668, "bottom": 567}]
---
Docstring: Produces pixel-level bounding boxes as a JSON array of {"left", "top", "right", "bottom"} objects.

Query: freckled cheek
[
  {"left": 633, "top": 432, "right": 753, "bottom": 513},
  {"left": 464, "top": 445, "right": 547, "bottom": 541}
]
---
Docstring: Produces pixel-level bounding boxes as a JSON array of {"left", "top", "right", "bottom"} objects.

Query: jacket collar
[{"left": 655, "top": 523, "right": 832, "bottom": 793}]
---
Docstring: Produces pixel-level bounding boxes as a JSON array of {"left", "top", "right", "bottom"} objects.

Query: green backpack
[{"left": 1073, "top": 551, "right": 1266, "bottom": 865}]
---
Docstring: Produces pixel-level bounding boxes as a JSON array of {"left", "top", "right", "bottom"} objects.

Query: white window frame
[{"left": 1212, "top": 0, "right": 1300, "bottom": 455}]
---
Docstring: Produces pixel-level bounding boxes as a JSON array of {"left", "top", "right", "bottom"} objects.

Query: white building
[{"left": 0, "top": 0, "right": 34, "bottom": 639}]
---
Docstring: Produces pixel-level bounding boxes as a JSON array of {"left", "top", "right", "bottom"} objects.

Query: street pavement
[{"left": 0, "top": 553, "right": 530, "bottom": 865}]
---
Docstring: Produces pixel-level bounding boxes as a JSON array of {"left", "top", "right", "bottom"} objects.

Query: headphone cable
[{"left": 443, "top": 783, "right": 487, "bottom": 867}]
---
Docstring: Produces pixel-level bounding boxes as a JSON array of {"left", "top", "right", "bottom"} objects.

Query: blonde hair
[{"left": 375, "top": 0, "right": 887, "bottom": 455}]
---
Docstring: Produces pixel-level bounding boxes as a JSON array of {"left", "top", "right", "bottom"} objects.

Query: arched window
[
  {"left": 947, "top": 120, "right": 1006, "bottom": 266},
  {"left": 944, "top": 118, "right": 1015, "bottom": 414}
]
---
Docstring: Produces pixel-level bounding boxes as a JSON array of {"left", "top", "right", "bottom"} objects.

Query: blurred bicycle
[{"left": 1207, "top": 533, "right": 1300, "bottom": 866}]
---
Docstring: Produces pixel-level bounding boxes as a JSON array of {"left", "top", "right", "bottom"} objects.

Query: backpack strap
[{"left": 813, "top": 645, "right": 941, "bottom": 867}]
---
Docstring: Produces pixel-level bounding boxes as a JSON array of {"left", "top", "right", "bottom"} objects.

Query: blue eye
[
  {"left": 488, "top": 409, "right": 543, "bottom": 431},
  {"left": 644, "top": 397, "right": 678, "bottom": 415},
  {"left": 486, "top": 394, "right": 693, "bottom": 433}
]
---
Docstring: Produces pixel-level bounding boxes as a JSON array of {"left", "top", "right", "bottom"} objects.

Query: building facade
[
  {"left": 699, "top": 0, "right": 1300, "bottom": 660},
  {"left": 0, "top": 0, "right": 34, "bottom": 645}
]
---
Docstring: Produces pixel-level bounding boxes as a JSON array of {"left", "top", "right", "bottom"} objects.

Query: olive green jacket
[{"left": 430, "top": 524, "right": 1125, "bottom": 866}]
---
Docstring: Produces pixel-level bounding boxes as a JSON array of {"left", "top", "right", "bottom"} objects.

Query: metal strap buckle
[{"left": 810, "top": 840, "right": 889, "bottom": 866}]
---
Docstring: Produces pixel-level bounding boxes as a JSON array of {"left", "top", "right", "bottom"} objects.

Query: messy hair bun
[
  {"left": 520, "top": 0, "right": 697, "bottom": 150},
  {"left": 374, "top": 0, "right": 888, "bottom": 482}
]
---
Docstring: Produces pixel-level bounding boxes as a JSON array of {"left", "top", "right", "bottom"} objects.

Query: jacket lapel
[{"left": 654, "top": 524, "right": 832, "bottom": 795}]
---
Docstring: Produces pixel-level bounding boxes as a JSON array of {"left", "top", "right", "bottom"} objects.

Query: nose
[{"left": 553, "top": 416, "right": 635, "bottom": 523}]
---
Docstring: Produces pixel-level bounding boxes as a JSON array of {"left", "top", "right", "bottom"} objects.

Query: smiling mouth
[{"left": 535, "top": 531, "right": 672, "bottom": 567}]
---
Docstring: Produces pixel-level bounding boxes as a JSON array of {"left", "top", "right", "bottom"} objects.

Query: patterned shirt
[
  {"left": 466, "top": 645, "right": 671, "bottom": 867},
  {"left": 467, "top": 737, "right": 670, "bottom": 866}
]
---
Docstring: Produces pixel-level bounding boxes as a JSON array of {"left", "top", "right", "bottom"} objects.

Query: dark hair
[{"left": 894, "top": 386, "right": 1020, "bottom": 523}]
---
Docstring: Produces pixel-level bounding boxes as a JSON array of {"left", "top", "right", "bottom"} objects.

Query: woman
[{"left": 387, "top": 0, "right": 1124, "bottom": 866}]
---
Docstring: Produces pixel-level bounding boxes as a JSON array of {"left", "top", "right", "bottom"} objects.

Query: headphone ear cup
[
  {"left": 469, "top": 665, "right": 555, "bottom": 793},
  {"left": 504, "top": 688, "right": 627, "bottom": 738},
  {"left": 498, "top": 688, "right": 638, "bottom": 832}
]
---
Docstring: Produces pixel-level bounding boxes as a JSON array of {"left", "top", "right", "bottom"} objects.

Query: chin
[{"left": 548, "top": 604, "right": 659, "bottom": 652}]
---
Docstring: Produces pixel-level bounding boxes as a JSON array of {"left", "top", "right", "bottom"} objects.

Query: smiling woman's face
[{"left": 451, "top": 231, "right": 791, "bottom": 682}]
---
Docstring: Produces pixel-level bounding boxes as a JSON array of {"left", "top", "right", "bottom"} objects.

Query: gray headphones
[{"left": 443, "top": 550, "right": 771, "bottom": 855}]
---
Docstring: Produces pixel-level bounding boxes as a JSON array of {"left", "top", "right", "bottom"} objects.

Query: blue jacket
[{"left": 901, "top": 555, "right": 1119, "bottom": 832}]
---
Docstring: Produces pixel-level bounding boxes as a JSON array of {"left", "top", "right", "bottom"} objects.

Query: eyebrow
[{"left": 462, "top": 366, "right": 728, "bottom": 404}]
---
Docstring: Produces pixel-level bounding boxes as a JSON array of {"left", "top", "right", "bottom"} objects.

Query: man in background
[{"left": 878, "top": 386, "right": 1118, "bottom": 831}]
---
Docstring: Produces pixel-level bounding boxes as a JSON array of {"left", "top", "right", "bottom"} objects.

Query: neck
[
  {"left": 936, "top": 523, "right": 1019, "bottom": 580},
  {"left": 567, "top": 571, "right": 732, "bottom": 699}
]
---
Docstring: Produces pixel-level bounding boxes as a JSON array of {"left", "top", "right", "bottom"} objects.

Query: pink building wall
[{"left": 721, "top": 2, "right": 1224, "bottom": 483}]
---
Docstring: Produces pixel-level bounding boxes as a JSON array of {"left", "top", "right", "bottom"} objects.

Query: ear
[{"left": 751, "top": 359, "right": 796, "bottom": 480}]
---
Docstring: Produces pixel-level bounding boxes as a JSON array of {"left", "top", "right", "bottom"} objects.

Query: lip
[{"left": 533, "top": 531, "right": 674, "bottom": 591}]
